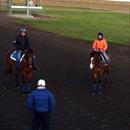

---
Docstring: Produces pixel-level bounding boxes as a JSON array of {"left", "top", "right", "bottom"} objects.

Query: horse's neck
[{"left": 94, "top": 55, "right": 102, "bottom": 66}]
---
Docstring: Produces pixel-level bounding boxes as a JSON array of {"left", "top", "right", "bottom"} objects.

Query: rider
[
  {"left": 13, "top": 26, "right": 37, "bottom": 70},
  {"left": 92, "top": 32, "right": 109, "bottom": 64}
]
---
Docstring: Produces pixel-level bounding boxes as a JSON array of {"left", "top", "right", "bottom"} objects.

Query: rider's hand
[
  {"left": 23, "top": 49, "right": 28, "bottom": 52},
  {"left": 93, "top": 49, "right": 98, "bottom": 52}
]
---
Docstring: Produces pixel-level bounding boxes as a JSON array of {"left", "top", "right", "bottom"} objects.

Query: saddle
[{"left": 10, "top": 49, "right": 37, "bottom": 70}]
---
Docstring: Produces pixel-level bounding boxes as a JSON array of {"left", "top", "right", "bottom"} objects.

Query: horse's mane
[
  {"left": 90, "top": 51, "right": 99, "bottom": 58},
  {"left": 24, "top": 49, "right": 34, "bottom": 61},
  {"left": 90, "top": 51, "right": 102, "bottom": 66},
  {"left": 28, "top": 49, "right": 34, "bottom": 54}
]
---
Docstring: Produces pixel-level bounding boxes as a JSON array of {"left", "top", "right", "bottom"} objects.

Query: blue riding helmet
[{"left": 20, "top": 27, "right": 27, "bottom": 33}]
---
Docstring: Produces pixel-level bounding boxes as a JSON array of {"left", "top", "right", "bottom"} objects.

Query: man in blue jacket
[{"left": 27, "top": 79, "right": 55, "bottom": 130}]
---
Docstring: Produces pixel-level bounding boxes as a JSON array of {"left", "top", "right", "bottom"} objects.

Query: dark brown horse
[
  {"left": 3, "top": 48, "right": 35, "bottom": 93},
  {"left": 90, "top": 51, "right": 109, "bottom": 94}
]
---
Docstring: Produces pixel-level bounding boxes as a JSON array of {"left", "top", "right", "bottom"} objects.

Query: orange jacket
[{"left": 92, "top": 39, "right": 108, "bottom": 51}]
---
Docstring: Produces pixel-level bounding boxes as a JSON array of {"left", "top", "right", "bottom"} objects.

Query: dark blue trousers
[{"left": 32, "top": 111, "right": 50, "bottom": 130}]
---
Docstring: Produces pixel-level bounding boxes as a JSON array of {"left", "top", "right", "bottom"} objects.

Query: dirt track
[{"left": 0, "top": 13, "right": 130, "bottom": 130}]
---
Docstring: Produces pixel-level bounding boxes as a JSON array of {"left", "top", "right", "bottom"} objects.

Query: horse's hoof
[
  {"left": 17, "top": 86, "right": 20, "bottom": 89},
  {"left": 98, "top": 91, "right": 102, "bottom": 95},
  {"left": 22, "top": 93, "right": 26, "bottom": 96},
  {"left": 27, "top": 93, "right": 31, "bottom": 96},
  {"left": 2, "top": 86, "right": 7, "bottom": 90},
  {"left": 33, "top": 67, "right": 37, "bottom": 71},
  {"left": 22, "top": 93, "right": 30, "bottom": 96},
  {"left": 91, "top": 92, "right": 95, "bottom": 95}
]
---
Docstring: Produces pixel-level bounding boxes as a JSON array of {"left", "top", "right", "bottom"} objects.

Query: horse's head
[
  {"left": 90, "top": 51, "right": 102, "bottom": 69},
  {"left": 24, "top": 49, "right": 34, "bottom": 69}
]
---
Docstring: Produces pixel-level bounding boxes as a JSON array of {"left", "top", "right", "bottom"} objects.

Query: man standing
[{"left": 27, "top": 79, "right": 55, "bottom": 130}]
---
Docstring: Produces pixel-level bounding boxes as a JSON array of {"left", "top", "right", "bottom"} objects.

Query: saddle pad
[{"left": 10, "top": 51, "right": 25, "bottom": 62}]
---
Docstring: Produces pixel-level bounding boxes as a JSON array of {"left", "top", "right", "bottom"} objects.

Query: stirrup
[{"left": 105, "top": 62, "right": 108, "bottom": 66}]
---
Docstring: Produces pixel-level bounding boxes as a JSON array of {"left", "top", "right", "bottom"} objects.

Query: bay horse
[
  {"left": 3, "top": 48, "right": 35, "bottom": 93},
  {"left": 90, "top": 51, "right": 109, "bottom": 94}
]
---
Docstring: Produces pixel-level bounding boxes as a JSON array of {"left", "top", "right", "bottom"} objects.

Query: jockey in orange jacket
[{"left": 92, "top": 32, "right": 109, "bottom": 64}]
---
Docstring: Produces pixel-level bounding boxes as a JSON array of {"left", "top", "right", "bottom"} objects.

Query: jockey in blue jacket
[
  {"left": 13, "top": 27, "right": 37, "bottom": 70},
  {"left": 13, "top": 27, "right": 30, "bottom": 51}
]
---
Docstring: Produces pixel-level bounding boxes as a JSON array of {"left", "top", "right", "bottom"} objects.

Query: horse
[
  {"left": 90, "top": 51, "right": 109, "bottom": 95},
  {"left": 3, "top": 48, "right": 35, "bottom": 93}
]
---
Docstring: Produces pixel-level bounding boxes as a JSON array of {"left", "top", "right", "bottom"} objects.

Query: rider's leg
[
  {"left": 101, "top": 51, "right": 109, "bottom": 64},
  {"left": 16, "top": 50, "right": 21, "bottom": 70},
  {"left": 32, "top": 55, "right": 37, "bottom": 70}
]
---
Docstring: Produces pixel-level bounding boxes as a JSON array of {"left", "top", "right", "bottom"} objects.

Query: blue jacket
[{"left": 27, "top": 87, "right": 55, "bottom": 112}]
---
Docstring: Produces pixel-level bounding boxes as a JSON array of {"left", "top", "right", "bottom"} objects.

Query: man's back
[{"left": 27, "top": 88, "right": 55, "bottom": 113}]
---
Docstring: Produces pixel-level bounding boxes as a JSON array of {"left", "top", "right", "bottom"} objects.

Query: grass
[
  {"left": 12, "top": 5, "right": 130, "bottom": 45},
  {"left": 0, "top": 7, "right": 8, "bottom": 12}
]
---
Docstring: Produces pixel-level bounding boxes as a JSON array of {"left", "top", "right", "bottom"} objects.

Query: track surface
[{"left": 0, "top": 14, "right": 130, "bottom": 130}]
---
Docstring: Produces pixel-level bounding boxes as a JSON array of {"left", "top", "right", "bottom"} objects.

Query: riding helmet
[
  {"left": 97, "top": 32, "right": 103, "bottom": 37},
  {"left": 20, "top": 26, "right": 27, "bottom": 33}
]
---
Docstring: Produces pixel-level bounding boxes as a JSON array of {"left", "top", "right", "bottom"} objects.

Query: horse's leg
[
  {"left": 97, "top": 70, "right": 104, "bottom": 94},
  {"left": 2, "top": 49, "right": 16, "bottom": 89},
  {"left": 101, "top": 66, "right": 109, "bottom": 88},
  {"left": 91, "top": 71, "right": 98, "bottom": 95},
  {"left": 18, "top": 71, "right": 27, "bottom": 95},
  {"left": 26, "top": 72, "right": 32, "bottom": 93},
  {"left": 27, "top": 72, "right": 32, "bottom": 86},
  {"left": 20, "top": 71, "right": 32, "bottom": 94},
  {"left": 98, "top": 66, "right": 109, "bottom": 94},
  {"left": 15, "top": 70, "right": 20, "bottom": 88},
  {"left": 97, "top": 79, "right": 103, "bottom": 94}
]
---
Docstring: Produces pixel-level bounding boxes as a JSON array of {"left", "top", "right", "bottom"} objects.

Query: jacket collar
[{"left": 37, "top": 86, "right": 46, "bottom": 89}]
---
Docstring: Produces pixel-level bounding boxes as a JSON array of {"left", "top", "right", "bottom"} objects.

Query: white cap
[{"left": 37, "top": 79, "right": 46, "bottom": 86}]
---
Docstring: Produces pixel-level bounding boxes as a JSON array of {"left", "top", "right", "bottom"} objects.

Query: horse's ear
[
  {"left": 90, "top": 51, "right": 94, "bottom": 57},
  {"left": 31, "top": 48, "right": 36, "bottom": 53},
  {"left": 90, "top": 52, "right": 93, "bottom": 57},
  {"left": 29, "top": 48, "right": 34, "bottom": 53}
]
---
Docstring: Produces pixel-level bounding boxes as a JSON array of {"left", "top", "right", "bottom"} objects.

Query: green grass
[
  {"left": 13, "top": 6, "right": 130, "bottom": 45},
  {"left": 0, "top": 7, "right": 8, "bottom": 12}
]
